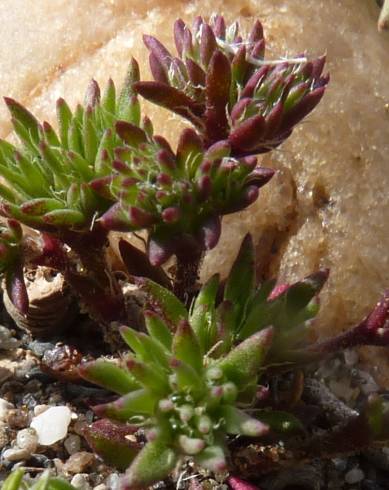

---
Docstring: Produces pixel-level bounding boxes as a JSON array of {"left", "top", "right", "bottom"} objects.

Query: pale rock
[
  {"left": 93, "top": 485, "right": 107, "bottom": 490},
  {"left": 0, "top": 398, "right": 14, "bottom": 421},
  {"left": 0, "top": 326, "right": 20, "bottom": 350},
  {"left": 70, "top": 474, "right": 91, "bottom": 490},
  {"left": 30, "top": 405, "right": 71, "bottom": 445},
  {"left": 345, "top": 467, "right": 365, "bottom": 484},
  {"left": 33, "top": 404, "right": 49, "bottom": 416},
  {"left": 16, "top": 428, "right": 38, "bottom": 453},
  {"left": 105, "top": 473, "right": 121, "bottom": 490},
  {"left": 3, "top": 447, "right": 30, "bottom": 461}
]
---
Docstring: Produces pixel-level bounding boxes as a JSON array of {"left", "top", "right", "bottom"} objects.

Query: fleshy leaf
[
  {"left": 123, "top": 440, "right": 178, "bottom": 489},
  {"left": 135, "top": 277, "right": 188, "bottom": 326},
  {"left": 83, "top": 418, "right": 141, "bottom": 470},
  {"left": 216, "top": 327, "right": 273, "bottom": 386},
  {"left": 224, "top": 233, "right": 255, "bottom": 325},
  {"left": 79, "top": 360, "right": 139, "bottom": 395}
]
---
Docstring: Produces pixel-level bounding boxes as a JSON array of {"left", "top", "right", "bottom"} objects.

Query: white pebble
[
  {"left": 16, "top": 428, "right": 38, "bottom": 453},
  {"left": 105, "top": 473, "right": 121, "bottom": 490},
  {"left": 345, "top": 467, "right": 364, "bottom": 484},
  {"left": 64, "top": 434, "right": 81, "bottom": 455},
  {"left": 71, "top": 474, "right": 91, "bottom": 489},
  {"left": 30, "top": 406, "right": 72, "bottom": 445},
  {"left": 0, "top": 398, "right": 14, "bottom": 421},
  {"left": 93, "top": 485, "right": 107, "bottom": 490},
  {"left": 34, "top": 404, "right": 49, "bottom": 416}
]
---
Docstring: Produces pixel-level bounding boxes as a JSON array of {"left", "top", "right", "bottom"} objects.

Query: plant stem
[{"left": 173, "top": 251, "right": 202, "bottom": 304}]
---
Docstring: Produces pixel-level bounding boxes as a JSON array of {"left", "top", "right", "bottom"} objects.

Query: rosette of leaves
[
  {"left": 0, "top": 219, "right": 28, "bottom": 314},
  {"left": 1, "top": 469, "right": 75, "bottom": 490},
  {"left": 135, "top": 15, "right": 329, "bottom": 152},
  {"left": 0, "top": 62, "right": 140, "bottom": 232},
  {"left": 98, "top": 121, "right": 274, "bottom": 265},
  {"left": 79, "top": 234, "right": 331, "bottom": 488}
]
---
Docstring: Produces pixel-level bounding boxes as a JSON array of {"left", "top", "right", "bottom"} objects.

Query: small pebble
[
  {"left": 70, "top": 473, "right": 91, "bottom": 490},
  {"left": 0, "top": 398, "right": 14, "bottom": 422},
  {"left": 63, "top": 451, "right": 94, "bottom": 474},
  {"left": 64, "top": 434, "right": 82, "bottom": 455},
  {"left": 16, "top": 428, "right": 38, "bottom": 453},
  {"left": 0, "top": 326, "right": 20, "bottom": 350},
  {"left": 93, "top": 485, "right": 107, "bottom": 490},
  {"left": 30, "top": 406, "right": 71, "bottom": 445},
  {"left": 3, "top": 446, "right": 30, "bottom": 461},
  {"left": 344, "top": 349, "right": 359, "bottom": 366},
  {"left": 7, "top": 408, "right": 29, "bottom": 429},
  {"left": 105, "top": 473, "right": 121, "bottom": 490},
  {"left": 345, "top": 467, "right": 365, "bottom": 484},
  {"left": 0, "top": 423, "right": 9, "bottom": 450}
]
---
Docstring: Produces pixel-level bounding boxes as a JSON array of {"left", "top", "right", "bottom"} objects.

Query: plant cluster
[
  {"left": 0, "top": 13, "right": 389, "bottom": 490},
  {"left": 1, "top": 469, "right": 75, "bottom": 490}
]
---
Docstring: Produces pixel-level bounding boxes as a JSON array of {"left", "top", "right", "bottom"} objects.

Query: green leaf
[
  {"left": 20, "top": 198, "right": 63, "bottom": 216},
  {"left": 120, "top": 327, "right": 169, "bottom": 370},
  {"left": 144, "top": 311, "right": 173, "bottom": 350},
  {"left": 127, "top": 356, "right": 169, "bottom": 395},
  {"left": 224, "top": 234, "right": 255, "bottom": 325},
  {"left": 56, "top": 98, "right": 73, "bottom": 149},
  {"left": 2, "top": 468, "right": 25, "bottom": 490},
  {"left": 253, "top": 410, "right": 304, "bottom": 434},
  {"left": 137, "top": 277, "right": 188, "bottom": 326},
  {"left": 101, "top": 78, "right": 116, "bottom": 114},
  {"left": 118, "top": 58, "right": 141, "bottom": 123},
  {"left": 47, "top": 480, "right": 76, "bottom": 490},
  {"left": 4, "top": 97, "right": 40, "bottom": 144},
  {"left": 238, "top": 279, "right": 276, "bottom": 340},
  {"left": 216, "top": 327, "right": 273, "bottom": 386},
  {"left": 172, "top": 320, "right": 203, "bottom": 372},
  {"left": 93, "top": 388, "right": 157, "bottom": 421},
  {"left": 170, "top": 358, "right": 203, "bottom": 393},
  {"left": 124, "top": 440, "right": 178, "bottom": 489},
  {"left": 42, "top": 208, "right": 85, "bottom": 227},
  {"left": 83, "top": 106, "right": 99, "bottom": 163},
  {"left": 190, "top": 274, "right": 219, "bottom": 352},
  {"left": 79, "top": 360, "right": 139, "bottom": 395},
  {"left": 194, "top": 444, "right": 227, "bottom": 473},
  {"left": 221, "top": 406, "right": 269, "bottom": 437}
]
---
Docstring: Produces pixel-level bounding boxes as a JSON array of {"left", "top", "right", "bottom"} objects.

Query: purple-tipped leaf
[
  {"left": 116, "top": 120, "right": 147, "bottom": 147},
  {"left": 5, "top": 263, "right": 29, "bottom": 315},
  {"left": 79, "top": 360, "right": 139, "bottom": 395},
  {"left": 229, "top": 114, "right": 266, "bottom": 154},
  {"left": 84, "top": 419, "right": 141, "bottom": 470},
  {"left": 205, "top": 50, "right": 232, "bottom": 143},
  {"left": 134, "top": 81, "right": 203, "bottom": 126}
]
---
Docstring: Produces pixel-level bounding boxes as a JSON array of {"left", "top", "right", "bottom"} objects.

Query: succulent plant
[
  {"left": 95, "top": 15, "right": 328, "bottom": 271},
  {"left": 135, "top": 15, "right": 329, "bottom": 151},
  {"left": 1, "top": 469, "right": 75, "bottom": 490},
  {"left": 0, "top": 68, "right": 141, "bottom": 231},
  {"left": 79, "top": 234, "right": 326, "bottom": 488},
  {"left": 98, "top": 123, "right": 274, "bottom": 265}
]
